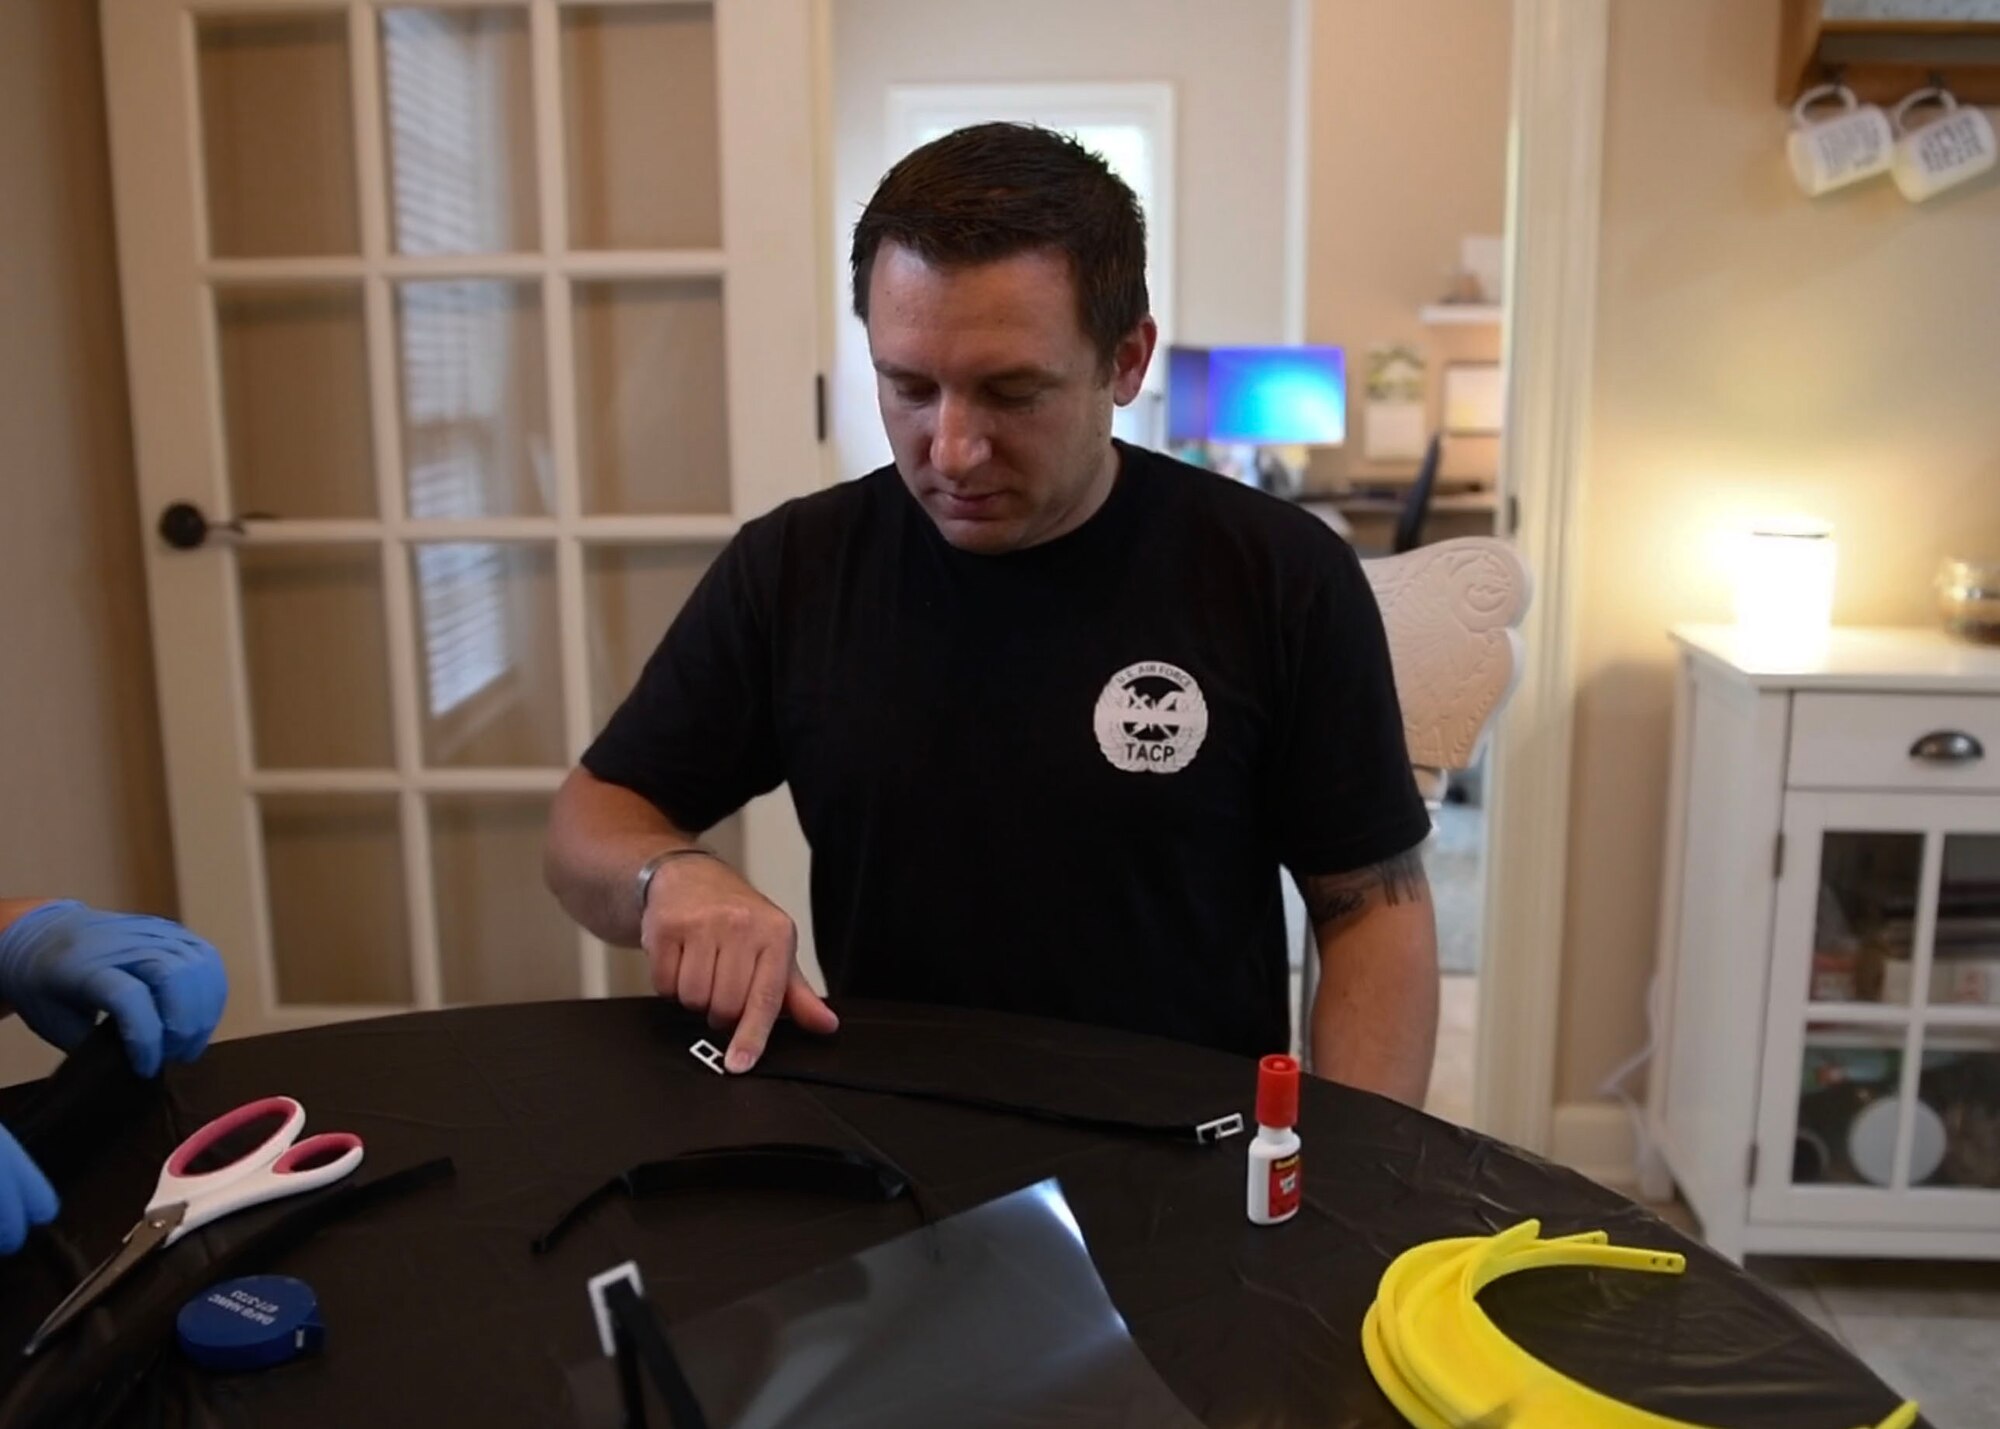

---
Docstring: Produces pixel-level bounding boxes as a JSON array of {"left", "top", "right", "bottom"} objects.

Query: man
[
  {"left": 0, "top": 897, "right": 227, "bottom": 1252},
  {"left": 546, "top": 124, "right": 1438, "bottom": 1101}
]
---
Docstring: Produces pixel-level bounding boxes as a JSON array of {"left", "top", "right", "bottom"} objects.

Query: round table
[{"left": 0, "top": 999, "right": 1920, "bottom": 1427}]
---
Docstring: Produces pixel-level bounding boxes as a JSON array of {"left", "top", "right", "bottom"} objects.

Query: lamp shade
[{"left": 1734, "top": 518, "right": 1837, "bottom": 648}]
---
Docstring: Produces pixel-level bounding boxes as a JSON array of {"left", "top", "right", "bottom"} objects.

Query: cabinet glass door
[{"left": 1755, "top": 794, "right": 2000, "bottom": 1228}]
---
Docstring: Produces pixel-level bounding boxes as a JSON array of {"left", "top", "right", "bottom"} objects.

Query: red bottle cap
[{"left": 1257, "top": 1054, "right": 1299, "bottom": 1128}]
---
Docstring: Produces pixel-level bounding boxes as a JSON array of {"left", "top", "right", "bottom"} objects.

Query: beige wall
[
  {"left": 1, "top": 0, "right": 174, "bottom": 1078},
  {"left": 1559, "top": 0, "right": 2000, "bottom": 1104},
  {"left": 827, "top": 0, "right": 1297, "bottom": 480},
  {"left": 1303, "top": 0, "right": 1512, "bottom": 489}
]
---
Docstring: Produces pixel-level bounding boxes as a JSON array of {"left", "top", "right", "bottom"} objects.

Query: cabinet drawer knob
[{"left": 1908, "top": 730, "right": 1985, "bottom": 764}]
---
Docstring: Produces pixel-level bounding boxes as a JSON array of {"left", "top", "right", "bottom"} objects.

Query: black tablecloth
[{"left": 0, "top": 999, "right": 1922, "bottom": 1427}]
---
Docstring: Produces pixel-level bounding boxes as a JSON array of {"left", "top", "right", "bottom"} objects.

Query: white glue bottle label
[{"left": 1246, "top": 1053, "right": 1302, "bottom": 1225}]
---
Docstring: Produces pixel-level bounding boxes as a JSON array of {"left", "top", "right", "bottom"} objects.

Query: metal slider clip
[
  {"left": 1195, "top": 1113, "right": 1245, "bottom": 1144},
  {"left": 585, "top": 1262, "right": 645, "bottom": 1357},
  {"left": 689, "top": 1039, "right": 728, "bottom": 1075}
]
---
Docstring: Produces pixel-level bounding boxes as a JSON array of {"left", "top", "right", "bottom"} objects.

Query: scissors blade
[{"left": 21, "top": 1204, "right": 185, "bottom": 1358}]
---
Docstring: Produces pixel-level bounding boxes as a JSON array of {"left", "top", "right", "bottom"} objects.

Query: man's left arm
[{"left": 1298, "top": 847, "right": 1438, "bottom": 1105}]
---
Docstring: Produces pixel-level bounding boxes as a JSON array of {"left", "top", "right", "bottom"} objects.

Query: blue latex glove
[
  {"left": 0, "top": 901, "right": 227, "bottom": 1078},
  {"left": 0, "top": 1124, "right": 58, "bottom": 1254}
]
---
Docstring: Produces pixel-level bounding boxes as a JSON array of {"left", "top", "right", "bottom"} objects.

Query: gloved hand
[
  {"left": 0, "top": 1124, "right": 58, "bottom": 1254},
  {"left": 0, "top": 901, "right": 227, "bottom": 1078}
]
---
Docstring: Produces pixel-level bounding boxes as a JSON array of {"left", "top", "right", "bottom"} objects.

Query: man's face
[{"left": 866, "top": 243, "right": 1155, "bottom": 554}]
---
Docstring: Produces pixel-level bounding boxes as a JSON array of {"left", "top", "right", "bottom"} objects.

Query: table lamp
[{"left": 1734, "top": 517, "right": 1837, "bottom": 657}]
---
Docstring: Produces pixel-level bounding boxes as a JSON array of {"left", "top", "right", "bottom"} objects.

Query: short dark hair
[{"left": 850, "top": 122, "right": 1149, "bottom": 367}]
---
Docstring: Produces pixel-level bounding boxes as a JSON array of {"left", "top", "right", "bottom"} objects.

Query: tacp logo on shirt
[{"left": 1093, "top": 661, "right": 1209, "bottom": 774}]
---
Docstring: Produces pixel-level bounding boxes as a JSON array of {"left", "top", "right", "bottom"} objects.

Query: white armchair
[{"left": 1291, "top": 536, "right": 1533, "bottom": 1060}]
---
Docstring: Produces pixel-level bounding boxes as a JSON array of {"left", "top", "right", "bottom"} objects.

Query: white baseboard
[{"left": 1549, "top": 1100, "right": 1639, "bottom": 1190}]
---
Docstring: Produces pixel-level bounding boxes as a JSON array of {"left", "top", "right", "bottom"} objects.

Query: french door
[{"left": 100, "top": 0, "right": 820, "bottom": 1037}]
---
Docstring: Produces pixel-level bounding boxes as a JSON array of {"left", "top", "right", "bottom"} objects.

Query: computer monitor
[
  {"left": 1166, "top": 345, "right": 1347, "bottom": 447},
  {"left": 1165, "top": 345, "right": 1212, "bottom": 443}
]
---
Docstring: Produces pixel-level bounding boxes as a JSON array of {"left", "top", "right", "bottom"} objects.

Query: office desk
[{"left": 1300, "top": 490, "right": 1499, "bottom": 548}]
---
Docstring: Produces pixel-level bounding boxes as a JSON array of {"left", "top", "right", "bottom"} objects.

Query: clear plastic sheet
[{"left": 666, "top": 1179, "right": 1204, "bottom": 1429}]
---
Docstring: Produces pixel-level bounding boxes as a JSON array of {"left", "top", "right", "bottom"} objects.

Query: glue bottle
[{"left": 1247, "top": 1053, "right": 1302, "bottom": 1225}]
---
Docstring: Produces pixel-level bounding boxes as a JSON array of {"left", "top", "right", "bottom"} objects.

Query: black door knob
[
  {"left": 157, "top": 503, "right": 267, "bottom": 550},
  {"left": 157, "top": 501, "right": 212, "bottom": 550}
]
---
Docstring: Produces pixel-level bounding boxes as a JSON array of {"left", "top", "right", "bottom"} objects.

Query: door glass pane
[
  {"left": 583, "top": 544, "right": 722, "bottom": 722},
  {"left": 561, "top": 4, "right": 720, "bottom": 250},
  {"left": 431, "top": 795, "right": 577, "bottom": 1004},
  {"left": 261, "top": 794, "right": 412, "bottom": 1005},
  {"left": 241, "top": 546, "right": 394, "bottom": 768},
  {"left": 409, "top": 543, "right": 564, "bottom": 767},
  {"left": 198, "top": 13, "right": 359, "bottom": 258},
  {"left": 218, "top": 285, "right": 376, "bottom": 519},
  {"left": 1809, "top": 832, "right": 1922, "bottom": 1005},
  {"left": 382, "top": 8, "right": 538, "bottom": 255},
  {"left": 574, "top": 280, "right": 730, "bottom": 514},
  {"left": 1795, "top": 1025, "right": 1907, "bottom": 1187},
  {"left": 604, "top": 812, "right": 748, "bottom": 999},
  {"left": 1932, "top": 835, "right": 2000, "bottom": 1006},
  {"left": 1919, "top": 1029, "right": 2000, "bottom": 1189},
  {"left": 397, "top": 281, "right": 552, "bottom": 517}
]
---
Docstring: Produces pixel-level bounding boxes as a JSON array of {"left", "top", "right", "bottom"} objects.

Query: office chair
[{"left": 1390, "top": 433, "right": 1444, "bottom": 555}]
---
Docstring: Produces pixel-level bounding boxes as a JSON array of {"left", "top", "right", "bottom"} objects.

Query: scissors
[{"left": 23, "top": 1095, "right": 363, "bottom": 1356}]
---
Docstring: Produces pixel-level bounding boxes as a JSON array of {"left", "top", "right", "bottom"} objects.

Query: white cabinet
[{"left": 1647, "top": 626, "right": 2000, "bottom": 1261}]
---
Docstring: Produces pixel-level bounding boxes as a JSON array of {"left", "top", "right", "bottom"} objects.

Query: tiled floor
[
  {"left": 1425, "top": 973, "right": 1477, "bottom": 1125},
  {"left": 1623, "top": 1196, "right": 2000, "bottom": 1424},
  {"left": 1734, "top": 1253, "right": 2000, "bottom": 1428}
]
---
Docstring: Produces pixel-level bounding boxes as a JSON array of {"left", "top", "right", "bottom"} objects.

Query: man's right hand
[{"left": 641, "top": 854, "right": 837, "bottom": 1072}]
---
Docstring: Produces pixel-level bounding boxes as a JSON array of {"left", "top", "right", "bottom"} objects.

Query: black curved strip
[{"left": 532, "top": 1142, "right": 913, "bottom": 1255}]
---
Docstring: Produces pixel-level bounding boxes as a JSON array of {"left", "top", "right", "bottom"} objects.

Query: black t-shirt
[{"left": 583, "top": 441, "right": 1428, "bottom": 1057}]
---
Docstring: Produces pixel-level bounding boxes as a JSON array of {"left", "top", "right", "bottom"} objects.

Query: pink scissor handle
[
  {"left": 166, "top": 1131, "right": 366, "bottom": 1246},
  {"left": 149, "top": 1095, "right": 305, "bottom": 1211}
]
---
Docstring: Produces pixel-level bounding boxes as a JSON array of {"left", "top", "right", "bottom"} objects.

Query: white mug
[
  {"left": 1787, "top": 84, "right": 1893, "bottom": 196},
  {"left": 1890, "top": 88, "right": 1997, "bottom": 202}
]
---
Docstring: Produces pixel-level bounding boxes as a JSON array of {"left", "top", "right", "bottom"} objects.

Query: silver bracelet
[{"left": 636, "top": 845, "right": 719, "bottom": 919}]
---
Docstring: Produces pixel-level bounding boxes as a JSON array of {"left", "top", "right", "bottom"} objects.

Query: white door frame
[
  {"left": 1472, "top": 0, "right": 1609, "bottom": 1152},
  {"left": 808, "top": 0, "right": 1610, "bottom": 1152}
]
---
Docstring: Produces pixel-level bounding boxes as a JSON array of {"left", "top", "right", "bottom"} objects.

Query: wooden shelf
[
  {"left": 1419, "top": 303, "right": 1501, "bottom": 327},
  {"left": 1780, "top": 0, "right": 2000, "bottom": 104}
]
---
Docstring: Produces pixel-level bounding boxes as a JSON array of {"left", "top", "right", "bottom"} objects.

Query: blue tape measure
[{"left": 177, "top": 1275, "right": 324, "bottom": 1372}]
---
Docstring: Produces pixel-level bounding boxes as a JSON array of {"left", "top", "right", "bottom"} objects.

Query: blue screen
[{"left": 1206, "top": 346, "right": 1346, "bottom": 446}]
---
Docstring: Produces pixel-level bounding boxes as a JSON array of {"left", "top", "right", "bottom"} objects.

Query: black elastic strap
[
  {"left": 604, "top": 1280, "right": 710, "bottom": 1429},
  {"left": 725, "top": 1060, "right": 1244, "bottom": 1147},
  {"left": 534, "top": 1142, "right": 912, "bottom": 1255},
  {"left": 6, "top": 1022, "right": 154, "bottom": 1183}
]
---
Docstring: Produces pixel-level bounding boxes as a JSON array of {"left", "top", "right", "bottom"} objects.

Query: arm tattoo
[{"left": 1298, "top": 849, "right": 1428, "bottom": 930}]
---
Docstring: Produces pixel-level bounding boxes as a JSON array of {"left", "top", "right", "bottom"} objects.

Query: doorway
[{"left": 823, "top": 0, "right": 1515, "bottom": 1123}]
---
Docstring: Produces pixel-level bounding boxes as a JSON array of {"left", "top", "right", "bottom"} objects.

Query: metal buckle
[
  {"left": 689, "top": 1039, "right": 728, "bottom": 1075},
  {"left": 1195, "top": 1113, "right": 1245, "bottom": 1144}
]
